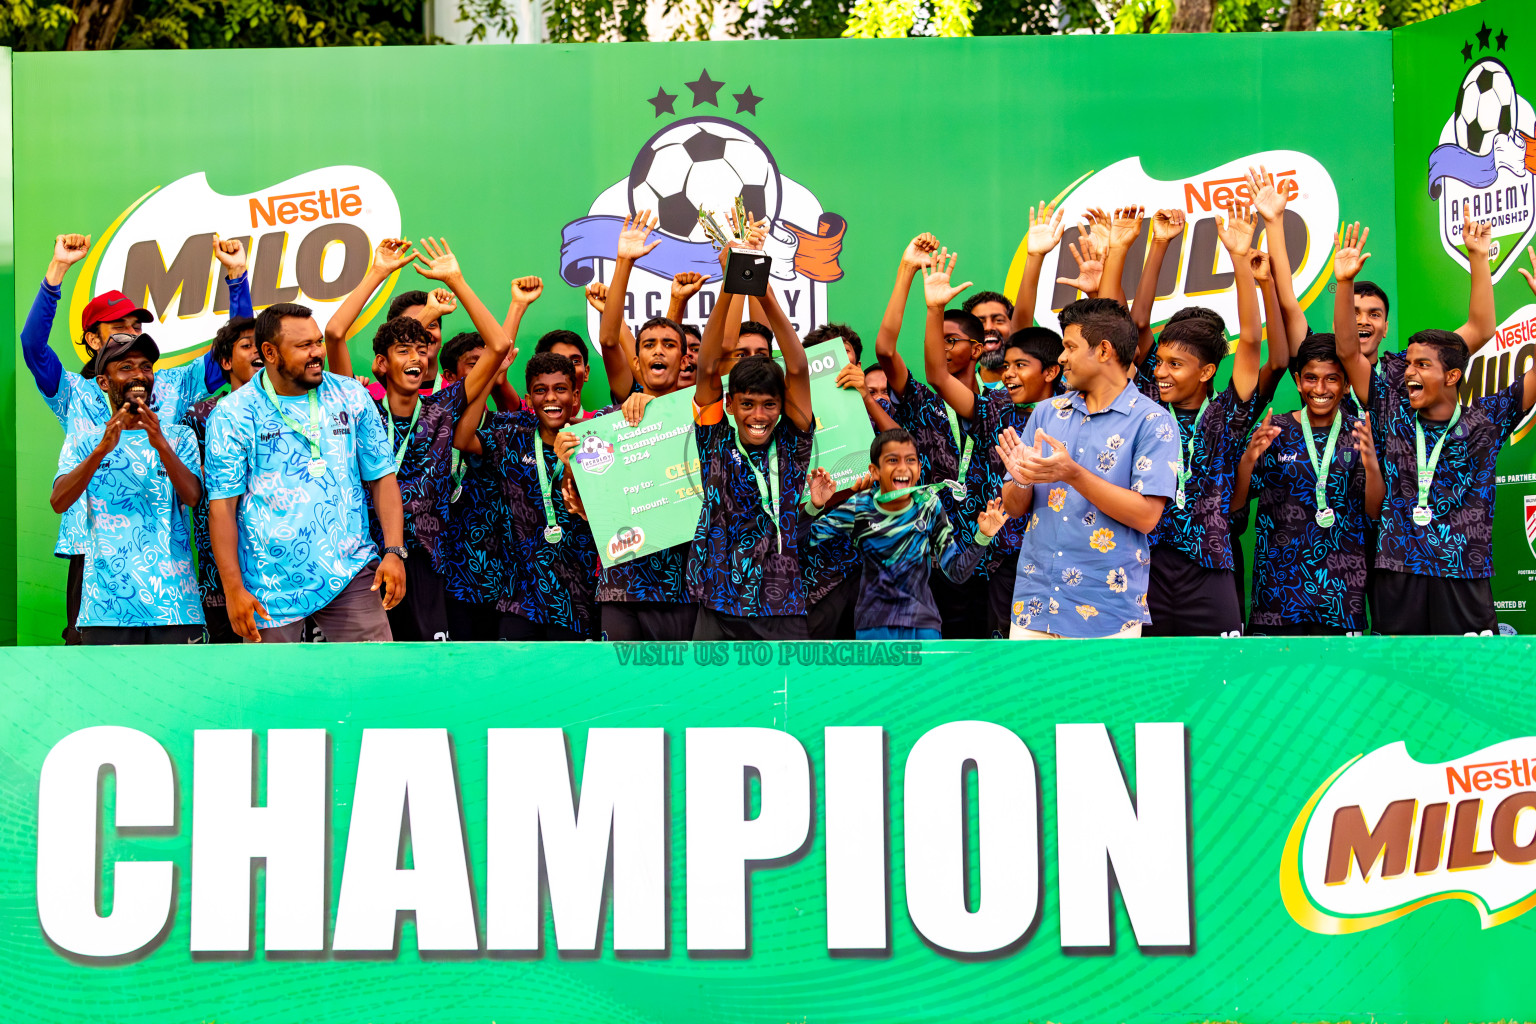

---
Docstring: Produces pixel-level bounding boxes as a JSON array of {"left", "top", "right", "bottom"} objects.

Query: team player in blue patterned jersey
[
  {"left": 1333, "top": 223, "right": 1536, "bottom": 635},
  {"left": 687, "top": 224, "right": 817, "bottom": 640},
  {"left": 454, "top": 352, "right": 602, "bottom": 640},
  {"left": 350, "top": 239, "right": 518, "bottom": 642},
  {"left": 23, "top": 232, "right": 248, "bottom": 642},
  {"left": 1001, "top": 299, "right": 1178, "bottom": 638},
  {"left": 51, "top": 333, "right": 204, "bottom": 645},
  {"left": 182, "top": 311, "right": 263, "bottom": 643},
  {"left": 805, "top": 429, "right": 1007, "bottom": 639},
  {"left": 1232, "top": 334, "right": 1385, "bottom": 635},
  {"left": 205, "top": 302, "right": 406, "bottom": 643},
  {"left": 1131, "top": 206, "right": 1281, "bottom": 637}
]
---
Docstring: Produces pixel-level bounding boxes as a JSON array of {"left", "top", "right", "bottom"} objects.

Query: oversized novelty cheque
[{"left": 571, "top": 351, "right": 873, "bottom": 567}]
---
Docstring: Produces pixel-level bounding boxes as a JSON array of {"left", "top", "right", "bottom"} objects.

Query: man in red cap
[{"left": 22, "top": 232, "right": 251, "bottom": 643}]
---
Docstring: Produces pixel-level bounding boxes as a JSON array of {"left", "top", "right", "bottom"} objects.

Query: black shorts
[
  {"left": 203, "top": 599, "right": 241, "bottom": 644},
  {"left": 1247, "top": 621, "right": 1353, "bottom": 637},
  {"left": 986, "top": 550, "right": 1019, "bottom": 640},
  {"left": 81, "top": 623, "right": 205, "bottom": 645},
  {"left": 64, "top": 553, "right": 84, "bottom": 646},
  {"left": 446, "top": 596, "right": 501, "bottom": 642},
  {"left": 600, "top": 601, "right": 699, "bottom": 642},
  {"left": 1145, "top": 546, "right": 1243, "bottom": 637},
  {"left": 807, "top": 574, "right": 859, "bottom": 641},
  {"left": 499, "top": 613, "right": 586, "bottom": 641},
  {"left": 929, "top": 569, "right": 990, "bottom": 639},
  {"left": 386, "top": 555, "right": 451, "bottom": 641},
  {"left": 693, "top": 605, "right": 809, "bottom": 641},
  {"left": 1371, "top": 570, "right": 1497, "bottom": 636}
]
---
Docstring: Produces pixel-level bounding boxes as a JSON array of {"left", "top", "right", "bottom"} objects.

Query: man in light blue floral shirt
[{"left": 999, "top": 299, "right": 1178, "bottom": 638}]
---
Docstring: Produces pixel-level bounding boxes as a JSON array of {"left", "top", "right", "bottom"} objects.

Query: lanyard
[
  {"left": 534, "top": 433, "right": 563, "bottom": 544},
  {"left": 944, "top": 404, "right": 973, "bottom": 498},
  {"left": 1168, "top": 397, "right": 1209, "bottom": 510},
  {"left": 734, "top": 432, "right": 782, "bottom": 553},
  {"left": 1412, "top": 404, "right": 1461, "bottom": 525},
  {"left": 1301, "top": 412, "right": 1343, "bottom": 528},
  {"left": 874, "top": 483, "right": 946, "bottom": 505},
  {"left": 386, "top": 398, "right": 422, "bottom": 474},
  {"left": 449, "top": 449, "right": 465, "bottom": 502},
  {"left": 260, "top": 371, "right": 325, "bottom": 476}
]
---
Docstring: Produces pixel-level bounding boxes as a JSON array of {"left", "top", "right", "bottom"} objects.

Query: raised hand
[
  {"left": 1082, "top": 208, "right": 1112, "bottom": 253},
  {"left": 671, "top": 271, "right": 707, "bottom": 302},
  {"left": 1026, "top": 203, "right": 1065, "bottom": 258},
  {"left": 976, "top": 497, "right": 1011, "bottom": 537},
  {"left": 1248, "top": 250, "right": 1272, "bottom": 284},
  {"left": 585, "top": 281, "right": 608, "bottom": 313},
  {"left": 510, "top": 275, "right": 543, "bottom": 306},
  {"left": 1462, "top": 203, "right": 1492, "bottom": 263},
  {"left": 130, "top": 394, "right": 164, "bottom": 446},
  {"left": 424, "top": 287, "right": 458, "bottom": 321},
  {"left": 622, "top": 390, "right": 654, "bottom": 427},
  {"left": 554, "top": 430, "right": 581, "bottom": 466},
  {"left": 1245, "top": 165, "right": 1286, "bottom": 222},
  {"left": 1245, "top": 414, "right": 1281, "bottom": 462},
  {"left": 1216, "top": 204, "right": 1257, "bottom": 258},
  {"left": 1014, "top": 429, "right": 1075, "bottom": 485},
  {"left": 835, "top": 362, "right": 867, "bottom": 393},
  {"left": 1518, "top": 246, "right": 1536, "bottom": 296},
  {"left": 1055, "top": 234, "right": 1104, "bottom": 296},
  {"left": 1333, "top": 221, "right": 1372, "bottom": 281},
  {"left": 902, "top": 232, "right": 940, "bottom": 271},
  {"left": 373, "top": 237, "right": 417, "bottom": 274},
  {"left": 96, "top": 402, "right": 131, "bottom": 456},
  {"left": 618, "top": 211, "right": 661, "bottom": 261},
  {"left": 1109, "top": 205, "right": 1145, "bottom": 250},
  {"left": 807, "top": 466, "right": 837, "bottom": 509},
  {"left": 213, "top": 235, "right": 247, "bottom": 278},
  {"left": 922, "top": 248, "right": 973, "bottom": 309},
  {"left": 54, "top": 233, "right": 91, "bottom": 266},
  {"left": 413, "top": 237, "right": 462, "bottom": 283},
  {"left": 1151, "top": 208, "right": 1186, "bottom": 243},
  {"left": 1352, "top": 413, "right": 1378, "bottom": 467},
  {"left": 560, "top": 472, "right": 588, "bottom": 520}
]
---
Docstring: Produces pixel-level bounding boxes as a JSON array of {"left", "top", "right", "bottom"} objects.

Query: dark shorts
[
  {"left": 81, "top": 623, "right": 205, "bottom": 645},
  {"left": 445, "top": 596, "right": 501, "bottom": 642},
  {"left": 600, "top": 601, "right": 699, "bottom": 642},
  {"left": 386, "top": 555, "right": 451, "bottom": 641},
  {"left": 693, "top": 605, "right": 810, "bottom": 641},
  {"left": 255, "top": 565, "right": 393, "bottom": 643},
  {"left": 64, "top": 553, "right": 84, "bottom": 646},
  {"left": 929, "top": 569, "right": 990, "bottom": 640},
  {"left": 499, "top": 613, "right": 586, "bottom": 641},
  {"left": 202, "top": 599, "right": 241, "bottom": 645},
  {"left": 986, "top": 550, "right": 1020, "bottom": 640},
  {"left": 1371, "top": 569, "right": 1497, "bottom": 636},
  {"left": 807, "top": 574, "right": 859, "bottom": 641},
  {"left": 1145, "top": 546, "right": 1243, "bottom": 637}
]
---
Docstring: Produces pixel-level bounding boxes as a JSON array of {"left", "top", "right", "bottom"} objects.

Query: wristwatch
[{"left": 384, "top": 546, "right": 409, "bottom": 560}]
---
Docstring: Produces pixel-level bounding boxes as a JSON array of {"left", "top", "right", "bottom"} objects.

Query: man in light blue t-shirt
[
  {"left": 205, "top": 302, "right": 406, "bottom": 643},
  {"left": 50, "top": 332, "right": 205, "bottom": 645}
]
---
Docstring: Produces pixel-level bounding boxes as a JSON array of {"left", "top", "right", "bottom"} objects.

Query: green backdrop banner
[
  {"left": 7, "top": 33, "right": 1398, "bottom": 644},
  {"left": 1393, "top": 0, "right": 1536, "bottom": 635},
  {"left": 2, "top": 639, "right": 1535, "bottom": 1022}
]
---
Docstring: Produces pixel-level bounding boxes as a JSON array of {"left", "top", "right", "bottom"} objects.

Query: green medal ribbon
[
  {"left": 535, "top": 433, "right": 563, "bottom": 544},
  {"left": 1168, "top": 397, "right": 1209, "bottom": 510},
  {"left": 386, "top": 398, "right": 422, "bottom": 474},
  {"left": 1301, "top": 411, "right": 1344, "bottom": 528},
  {"left": 873, "top": 483, "right": 947, "bottom": 505},
  {"left": 945, "top": 404, "right": 972, "bottom": 499},
  {"left": 734, "top": 432, "right": 782, "bottom": 554},
  {"left": 1412, "top": 403, "right": 1461, "bottom": 527},
  {"left": 259, "top": 370, "right": 325, "bottom": 477},
  {"left": 449, "top": 449, "right": 465, "bottom": 502}
]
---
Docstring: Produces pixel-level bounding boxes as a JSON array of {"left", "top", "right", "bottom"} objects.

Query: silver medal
[
  {"left": 1412, "top": 505, "right": 1433, "bottom": 527},
  {"left": 1175, "top": 488, "right": 1186, "bottom": 510},
  {"left": 945, "top": 479, "right": 966, "bottom": 499},
  {"left": 1315, "top": 507, "right": 1335, "bottom": 528},
  {"left": 544, "top": 525, "right": 564, "bottom": 544},
  {"left": 308, "top": 457, "right": 327, "bottom": 478},
  {"left": 451, "top": 484, "right": 463, "bottom": 503}
]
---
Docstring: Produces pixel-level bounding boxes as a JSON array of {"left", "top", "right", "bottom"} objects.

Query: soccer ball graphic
[
  {"left": 628, "top": 117, "right": 782, "bottom": 242},
  {"left": 1455, "top": 58, "right": 1517, "bottom": 156},
  {"left": 580, "top": 435, "right": 606, "bottom": 454}
]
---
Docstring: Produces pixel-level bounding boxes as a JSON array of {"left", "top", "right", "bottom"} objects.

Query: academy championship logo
[
  {"left": 1018, "top": 152, "right": 1339, "bottom": 338},
  {"left": 79, "top": 167, "right": 402, "bottom": 363},
  {"left": 559, "top": 70, "right": 846, "bottom": 340},
  {"left": 574, "top": 434, "right": 616, "bottom": 475},
  {"left": 1280, "top": 739, "right": 1536, "bottom": 935},
  {"left": 1427, "top": 23, "right": 1536, "bottom": 282}
]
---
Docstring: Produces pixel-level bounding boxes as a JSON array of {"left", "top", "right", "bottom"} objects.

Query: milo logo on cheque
[
  {"left": 608, "top": 526, "right": 645, "bottom": 561},
  {"left": 80, "top": 167, "right": 402, "bottom": 362},
  {"left": 1281, "top": 738, "right": 1536, "bottom": 934}
]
